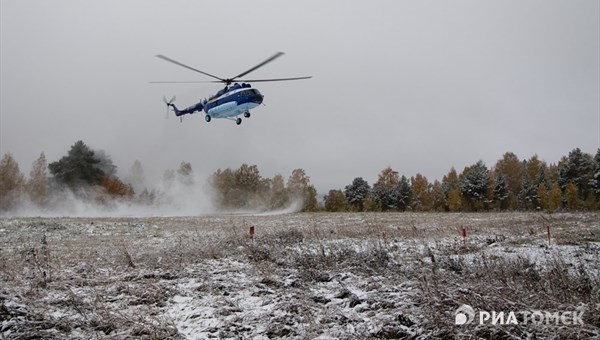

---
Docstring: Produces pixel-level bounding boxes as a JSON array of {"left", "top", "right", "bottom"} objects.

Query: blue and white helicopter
[{"left": 152, "top": 52, "right": 311, "bottom": 125}]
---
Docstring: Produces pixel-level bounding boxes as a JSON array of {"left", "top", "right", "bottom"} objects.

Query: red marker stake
[
  {"left": 382, "top": 231, "right": 388, "bottom": 246},
  {"left": 547, "top": 225, "right": 551, "bottom": 246},
  {"left": 461, "top": 226, "right": 467, "bottom": 245},
  {"left": 249, "top": 226, "right": 255, "bottom": 243}
]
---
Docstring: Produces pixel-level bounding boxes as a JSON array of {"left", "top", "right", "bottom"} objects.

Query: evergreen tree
[
  {"left": 493, "top": 171, "right": 509, "bottom": 210},
  {"left": 94, "top": 150, "right": 117, "bottom": 178},
  {"left": 393, "top": 175, "right": 412, "bottom": 211},
  {"left": 590, "top": 148, "right": 600, "bottom": 200},
  {"left": 372, "top": 182, "right": 395, "bottom": 211},
  {"left": 558, "top": 148, "right": 594, "bottom": 200},
  {"left": 518, "top": 173, "right": 538, "bottom": 210},
  {"left": 372, "top": 167, "right": 400, "bottom": 211},
  {"left": 460, "top": 160, "right": 489, "bottom": 211},
  {"left": 441, "top": 167, "right": 460, "bottom": 197},
  {"left": 537, "top": 183, "right": 549, "bottom": 211},
  {"left": 344, "top": 177, "right": 370, "bottom": 211},
  {"left": 48, "top": 140, "right": 104, "bottom": 186}
]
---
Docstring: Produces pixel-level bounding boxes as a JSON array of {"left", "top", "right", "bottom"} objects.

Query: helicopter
[{"left": 151, "top": 52, "right": 311, "bottom": 125}]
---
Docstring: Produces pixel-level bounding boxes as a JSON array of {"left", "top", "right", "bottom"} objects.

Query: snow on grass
[{"left": 0, "top": 212, "right": 599, "bottom": 338}]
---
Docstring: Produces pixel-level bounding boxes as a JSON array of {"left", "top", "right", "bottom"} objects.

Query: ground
[{"left": 1, "top": 212, "right": 599, "bottom": 339}]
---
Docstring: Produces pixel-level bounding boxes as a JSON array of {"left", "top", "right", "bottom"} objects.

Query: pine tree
[
  {"left": 537, "top": 183, "right": 549, "bottom": 211},
  {"left": 558, "top": 147, "right": 594, "bottom": 200},
  {"left": 518, "top": 173, "right": 538, "bottom": 210},
  {"left": 590, "top": 149, "right": 600, "bottom": 200},
  {"left": 344, "top": 177, "right": 370, "bottom": 211},
  {"left": 393, "top": 175, "right": 412, "bottom": 211},
  {"left": 48, "top": 140, "right": 104, "bottom": 186},
  {"left": 94, "top": 150, "right": 117, "bottom": 178},
  {"left": 460, "top": 160, "right": 489, "bottom": 211},
  {"left": 493, "top": 171, "right": 509, "bottom": 210},
  {"left": 372, "top": 167, "right": 400, "bottom": 211}
]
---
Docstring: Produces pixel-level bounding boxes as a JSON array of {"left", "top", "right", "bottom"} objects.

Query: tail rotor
[{"left": 162, "top": 95, "right": 176, "bottom": 119}]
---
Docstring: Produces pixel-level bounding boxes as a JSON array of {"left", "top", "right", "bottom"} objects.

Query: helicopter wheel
[
  {"left": 244, "top": 111, "right": 251, "bottom": 118},
  {"left": 205, "top": 115, "right": 211, "bottom": 122},
  {"left": 236, "top": 118, "right": 242, "bottom": 125}
]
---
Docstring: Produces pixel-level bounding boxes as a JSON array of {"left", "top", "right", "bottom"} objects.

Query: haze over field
[{"left": 2, "top": 1, "right": 599, "bottom": 193}]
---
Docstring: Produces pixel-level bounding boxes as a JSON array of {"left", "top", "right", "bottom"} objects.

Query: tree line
[
  {"left": 324, "top": 148, "right": 600, "bottom": 212},
  {"left": 0, "top": 140, "right": 318, "bottom": 212},
  {"left": 1, "top": 141, "right": 599, "bottom": 213}
]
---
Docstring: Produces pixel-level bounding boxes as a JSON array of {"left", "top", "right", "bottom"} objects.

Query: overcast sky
[{"left": 1, "top": 0, "right": 599, "bottom": 193}]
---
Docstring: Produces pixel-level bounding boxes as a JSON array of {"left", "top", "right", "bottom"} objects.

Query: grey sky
[{"left": 1, "top": 0, "right": 599, "bottom": 193}]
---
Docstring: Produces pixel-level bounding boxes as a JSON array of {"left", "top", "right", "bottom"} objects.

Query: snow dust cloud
[{"left": 2, "top": 172, "right": 303, "bottom": 218}]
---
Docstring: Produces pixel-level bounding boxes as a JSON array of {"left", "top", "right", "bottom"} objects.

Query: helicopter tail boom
[{"left": 163, "top": 96, "right": 204, "bottom": 117}]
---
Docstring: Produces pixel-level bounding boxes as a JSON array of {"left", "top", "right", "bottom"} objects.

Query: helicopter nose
[{"left": 253, "top": 91, "right": 264, "bottom": 104}]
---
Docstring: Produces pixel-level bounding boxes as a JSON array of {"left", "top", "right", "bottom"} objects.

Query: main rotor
[{"left": 151, "top": 52, "right": 311, "bottom": 86}]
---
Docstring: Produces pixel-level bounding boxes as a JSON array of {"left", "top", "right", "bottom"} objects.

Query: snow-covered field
[{"left": 1, "top": 212, "right": 599, "bottom": 339}]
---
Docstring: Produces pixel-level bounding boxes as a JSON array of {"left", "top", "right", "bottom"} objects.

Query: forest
[{"left": 0, "top": 140, "right": 599, "bottom": 214}]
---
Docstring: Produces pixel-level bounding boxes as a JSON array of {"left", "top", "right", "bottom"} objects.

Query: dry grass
[{"left": 0, "top": 212, "right": 598, "bottom": 338}]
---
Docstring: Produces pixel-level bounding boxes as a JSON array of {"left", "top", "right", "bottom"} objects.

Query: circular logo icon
[{"left": 455, "top": 304, "right": 475, "bottom": 325}]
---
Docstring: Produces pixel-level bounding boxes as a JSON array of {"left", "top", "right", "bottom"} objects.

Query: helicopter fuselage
[{"left": 204, "top": 83, "right": 263, "bottom": 119}]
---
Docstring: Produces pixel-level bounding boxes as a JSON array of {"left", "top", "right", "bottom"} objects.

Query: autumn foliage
[
  {"left": 99, "top": 176, "right": 134, "bottom": 198},
  {"left": 1, "top": 140, "right": 599, "bottom": 213}
]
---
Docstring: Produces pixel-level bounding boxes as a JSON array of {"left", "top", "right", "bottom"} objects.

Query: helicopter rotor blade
[
  {"left": 236, "top": 76, "right": 313, "bottom": 83},
  {"left": 149, "top": 80, "right": 223, "bottom": 84},
  {"left": 231, "top": 52, "right": 285, "bottom": 81},
  {"left": 162, "top": 95, "right": 176, "bottom": 119},
  {"left": 155, "top": 55, "right": 225, "bottom": 82}
]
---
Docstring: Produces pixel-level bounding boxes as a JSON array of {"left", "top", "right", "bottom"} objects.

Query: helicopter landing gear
[
  {"left": 236, "top": 118, "right": 242, "bottom": 125},
  {"left": 244, "top": 111, "right": 251, "bottom": 118},
  {"left": 205, "top": 115, "right": 211, "bottom": 122}
]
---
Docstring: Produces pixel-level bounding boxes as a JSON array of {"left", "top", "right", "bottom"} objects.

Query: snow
[{"left": 0, "top": 212, "right": 598, "bottom": 338}]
